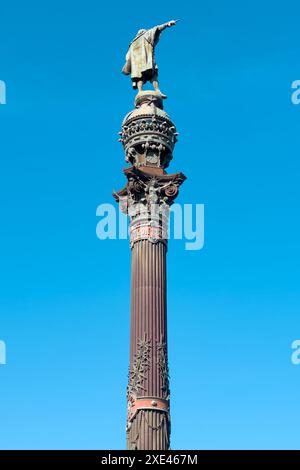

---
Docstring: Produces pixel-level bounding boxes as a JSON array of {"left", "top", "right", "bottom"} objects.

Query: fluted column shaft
[{"left": 126, "top": 239, "right": 170, "bottom": 450}]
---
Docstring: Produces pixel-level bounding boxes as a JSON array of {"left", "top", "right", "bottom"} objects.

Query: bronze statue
[{"left": 122, "top": 20, "right": 178, "bottom": 95}]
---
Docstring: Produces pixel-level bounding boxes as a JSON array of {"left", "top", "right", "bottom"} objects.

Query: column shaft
[{"left": 126, "top": 240, "right": 170, "bottom": 450}]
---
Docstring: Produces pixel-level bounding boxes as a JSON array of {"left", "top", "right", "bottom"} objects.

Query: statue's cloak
[{"left": 122, "top": 26, "right": 160, "bottom": 80}]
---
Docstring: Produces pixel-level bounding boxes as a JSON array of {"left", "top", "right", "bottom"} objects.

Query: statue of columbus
[{"left": 122, "top": 20, "right": 177, "bottom": 95}]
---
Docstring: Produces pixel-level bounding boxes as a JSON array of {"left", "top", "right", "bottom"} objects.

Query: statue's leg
[
  {"left": 151, "top": 73, "right": 160, "bottom": 92},
  {"left": 151, "top": 73, "right": 166, "bottom": 98},
  {"left": 137, "top": 80, "right": 143, "bottom": 92}
]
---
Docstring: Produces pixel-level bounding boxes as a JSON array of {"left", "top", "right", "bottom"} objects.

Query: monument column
[{"left": 114, "top": 92, "right": 185, "bottom": 449}]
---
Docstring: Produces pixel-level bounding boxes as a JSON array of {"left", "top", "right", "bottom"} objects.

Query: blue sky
[{"left": 0, "top": 0, "right": 300, "bottom": 449}]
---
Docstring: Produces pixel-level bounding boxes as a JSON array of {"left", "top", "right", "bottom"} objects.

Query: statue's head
[{"left": 137, "top": 29, "right": 146, "bottom": 35}]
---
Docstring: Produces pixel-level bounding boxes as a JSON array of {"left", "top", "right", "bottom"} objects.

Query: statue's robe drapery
[{"left": 122, "top": 26, "right": 161, "bottom": 81}]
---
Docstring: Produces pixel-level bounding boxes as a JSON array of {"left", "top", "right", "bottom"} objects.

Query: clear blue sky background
[{"left": 1, "top": 0, "right": 300, "bottom": 450}]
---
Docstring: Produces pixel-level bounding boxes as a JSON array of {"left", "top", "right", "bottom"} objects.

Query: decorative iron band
[
  {"left": 130, "top": 222, "right": 167, "bottom": 247},
  {"left": 128, "top": 396, "right": 169, "bottom": 422}
]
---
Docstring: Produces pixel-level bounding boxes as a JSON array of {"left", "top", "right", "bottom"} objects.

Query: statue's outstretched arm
[{"left": 157, "top": 20, "right": 177, "bottom": 33}]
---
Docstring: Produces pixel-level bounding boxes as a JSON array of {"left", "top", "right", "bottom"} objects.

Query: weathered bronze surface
[
  {"left": 122, "top": 21, "right": 177, "bottom": 94},
  {"left": 114, "top": 25, "right": 185, "bottom": 449}
]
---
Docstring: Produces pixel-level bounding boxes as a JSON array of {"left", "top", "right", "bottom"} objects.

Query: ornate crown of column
[
  {"left": 114, "top": 91, "right": 186, "bottom": 248},
  {"left": 119, "top": 91, "right": 178, "bottom": 169}
]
